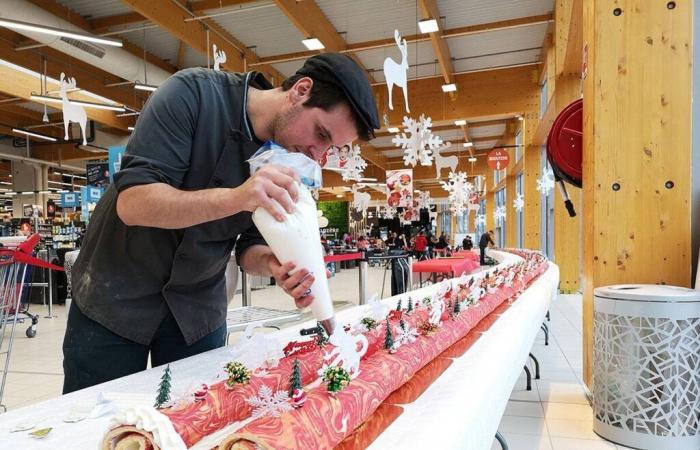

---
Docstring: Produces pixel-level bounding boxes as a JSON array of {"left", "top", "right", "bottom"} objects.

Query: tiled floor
[{"left": 0, "top": 266, "right": 627, "bottom": 449}]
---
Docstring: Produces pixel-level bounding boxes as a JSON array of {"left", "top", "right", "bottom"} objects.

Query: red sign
[{"left": 487, "top": 149, "right": 510, "bottom": 170}]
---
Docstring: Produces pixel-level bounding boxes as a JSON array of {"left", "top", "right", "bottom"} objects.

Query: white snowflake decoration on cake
[
  {"left": 416, "top": 190, "right": 432, "bottom": 209},
  {"left": 341, "top": 144, "right": 368, "bottom": 181},
  {"left": 393, "top": 324, "right": 419, "bottom": 350},
  {"left": 245, "top": 385, "right": 292, "bottom": 419},
  {"left": 536, "top": 168, "right": 555, "bottom": 195},
  {"left": 494, "top": 205, "right": 506, "bottom": 224},
  {"left": 474, "top": 214, "right": 486, "bottom": 228},
  {"left": 391, "top": 115, "right": 443, "bottom": 167},
  {"left": 513, "top": 193, "right": 525, "bottom": 212},
  {"left": 441, "top": 171, "right": 473, "bottom": 213}
]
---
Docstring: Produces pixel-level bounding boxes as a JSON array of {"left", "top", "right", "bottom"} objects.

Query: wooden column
[
  {"left": 504, "top": 125, "right": 518, "bottom": 248},
  {"left": 523, "top": 110, "right": 542, "bottom": 250},
  {"left": 485, "top": 186, "right": 495, "bottom": 234},
  {"left": 582, "top": 0, "right": 693, "bottom": 387}
]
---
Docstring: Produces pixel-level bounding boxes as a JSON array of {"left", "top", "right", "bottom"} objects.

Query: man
[
  {"left": 479, "top": 230, "right": 496, "bottom": 265},
  {"left": 63, "top": 53, "right": 379, "bottom": 393},
  {"left": 462, "top": 235, "right": 473, "bottom": 251},
  {"left": 413, "top": 230, "right": 428, "bottom": 260}
]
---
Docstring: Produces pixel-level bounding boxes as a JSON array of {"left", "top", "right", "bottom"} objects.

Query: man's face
[{"left": 272, "top": 78, "right": 359, "bottom": 162}]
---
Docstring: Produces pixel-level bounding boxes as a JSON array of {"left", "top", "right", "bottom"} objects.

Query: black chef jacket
[{"left": 72, "top": 68, "right": 271, "bottom": 345}]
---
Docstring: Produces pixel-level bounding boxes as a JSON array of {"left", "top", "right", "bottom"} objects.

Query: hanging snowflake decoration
[
  {"left": 441, "top": 171, "right": 474, "bottom": 213},
  {"left": 474, "top": 214, "right": 486, "bottom": 228},
  {"left": 536, "top": 168, "right": 555, "bottom": 195},
  {"left": 391, "top": 115, "right": 443, "bottom": 167},
  {"left": 494, "top": 205, "right": 506, "bottom": 224},
  {"left": 341, "top": 144, "right": 368, "bottom": 181},
  {"left": 381, "top": 206, "right": 397, "bottom": 219},
  {"left": 416, "top": 190, "right": 432, "bottom": 209},
  {"left": 513, "top": 193, "right": 525, "bottom": 212},
  {"left": 245, "top": 385, "right": 293, "bottom": 419}
]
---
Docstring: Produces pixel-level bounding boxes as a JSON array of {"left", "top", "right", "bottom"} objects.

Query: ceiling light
[
  {"left": 359, "top": 177, "right": 377, "bottom": 182},
  {"left": 468, "top": 157, "right": 477, "bottom": 162},
  {"left": 463, "top": 142, "right": 474, "bottom": 148},
  {"left": 0, "top": 18, "right": 123, "bottom": 47},
  {"left": 38, "top": 190, "right": 51, "bottom": 194},
  {"left": 0, "top": 181, "right": 11, "bottom": 185},
  {"left": 518, "top": 115, "right": 524, "bottom": 121},
  {"left": 302, "top": 38, "right": 325, "bottom": 51},
  {"left": 454, "top": 119, "right": 467, "bottom": 126},
  {"left": 418, "top": 18, "right": 439, "bottom": 34},
  {"left": 20, "top": 191, "right": 34, "bottom": 195},
  {"left": 128, "top": 126, "right": 135, "bottom": 131},
  {"left": 30, "top": 93, "right": 125, "bottom": 112},
  {"left": 387, "top": 127, "right": 400, "bottom": 133},
  {"left": 441, "top": 83, "right": 457, "bottom": 93},
  {"left": 11, "top": 127, "right": 57, "bottom": 142},
  {"left": 335, "top": 194, "right": 343, "bottom": 198},
  {"left": 134, "top": 83, "right": 158, "bottom": 92}
]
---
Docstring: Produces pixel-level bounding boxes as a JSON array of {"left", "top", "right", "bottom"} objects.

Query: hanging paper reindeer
[
  {"left": 59, "top": 73, "right": 87, "bottom": 145},
  {"left": 351, "top": 184, "right": 371, "bottom": 213},
  {"left": 433, "top": 142, "right": 458, "bottom": 178},
  {"left": 213, "top": 44, "right": 227, "bottom": 71},
  {"left": 383, "top": 30, "right": 410, "bottom": 112}
]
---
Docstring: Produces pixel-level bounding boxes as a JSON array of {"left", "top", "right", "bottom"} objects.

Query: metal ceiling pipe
[{"left": 0, "top": 0, "right": 172, "bottom": 86}]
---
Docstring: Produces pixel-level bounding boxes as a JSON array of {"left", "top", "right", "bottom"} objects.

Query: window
[
  {"left": 476, "top": 199, "right": 486, "bottom": 238},
  {"left": 540, "top": 145, "right": 555, "bottom": 259},
  {"left": 516, "top": 173, "right": 524, "bottom": 248},
  {"left": 494, "top": 188, "right": 506, "bottom": 247},
  {"left": 515, "top": 130, "right": 523, "bottom": 162},
  {"left": 440, "top": 204, "right": 451, "bottom": 237}
]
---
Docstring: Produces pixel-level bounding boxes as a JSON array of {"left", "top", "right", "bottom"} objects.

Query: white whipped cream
[{"left": 111, "top": 406, "right": 187, "bottom": 450}]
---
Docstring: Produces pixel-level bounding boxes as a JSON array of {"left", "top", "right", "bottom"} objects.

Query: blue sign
[
  {"left": 82, "top": 186, "right": 104, "bottom": 203},
  {"left": 108, "top": 146, "right": 126, "bottom": 182},
  {"left": 60, "top": 192, "right": 79, "bottom": 208}
]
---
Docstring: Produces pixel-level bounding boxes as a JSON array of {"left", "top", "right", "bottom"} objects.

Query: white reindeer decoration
[
  {"left": 324, "top": 328, "right": 368, "bottom": 378},
  {"left": 213, "top": 44, "right": 227, "bottom": 71},
  {"left": 433, "top": 142, "right": 458, "bottom": 178},
  {"left": 59, "top": 73, "right": 87, "bottom": 145},
  {"left": 352, "top": 184, "right": 371, "bottom": 213},
  {"left": 383, "top": 30, "right": 410, "bottom": 112}
]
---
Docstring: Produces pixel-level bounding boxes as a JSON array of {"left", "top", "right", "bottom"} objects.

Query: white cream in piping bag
[{"left": 252, "top": 183, "right": 336, "bottom": 335}]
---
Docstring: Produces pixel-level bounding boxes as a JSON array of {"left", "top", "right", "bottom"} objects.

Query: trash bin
[{"left": 593, "top": 284, "right": 700, "bottom": 450}]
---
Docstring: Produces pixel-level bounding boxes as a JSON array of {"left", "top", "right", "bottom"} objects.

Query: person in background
[
  {"left": 396, "top": 233, "right": 407, "bottom": 251},
  {"left": 343, "top": 232, "right": 353, "bottom": 248},
  {"left": 356, "top": 235, "right": 369, "bottom": 250},
  {"left": 428, "top": 231, "right": 438, "bottom": 258},
  {"left": 436, "top": 233, "right": 448, "bottom": 250},
  {"left": 462, "top": 235, "right": 473, "bottom": 251},
  {"left": 386, "top": 231, "right": 397, "bottom": 249},
  {"left": 414, "top": 230, "right": 428, "bottom": 260},
  {"left": 479, "top": 230, "right": 496, "bottom": 265}
]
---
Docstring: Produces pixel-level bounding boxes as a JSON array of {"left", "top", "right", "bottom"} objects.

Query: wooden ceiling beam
[
  {"left": 121, "top": 0, "right": 285, "bottom": 85},
  {"left": 418, "top": 0, "right": 454, "bottom": 85},
  {"left": 31, "top": 143, "right": 108, "bottom": 162},
  {"left": 26, "top": 0, "right": 177, "bottom": 74},
  {"left": 272, "top": 0, "right": 376, "bottom": 83},
  {"left": 252, "top": 14, "right": 553, "bottom": 66}
]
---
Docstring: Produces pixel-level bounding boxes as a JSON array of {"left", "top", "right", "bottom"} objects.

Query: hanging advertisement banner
[
  {"left": 86, "top": 160, "right": 110, "bottom": 187},
  {"left": 60, "top": 192, "right": 80, "bottom": 208},
  {"left": 385, "top": 169, "right": 413, "bottom": 207}
]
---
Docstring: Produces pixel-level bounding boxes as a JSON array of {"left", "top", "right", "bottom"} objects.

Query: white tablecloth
[{"left": 0, "top": 251, "right": 557, "bottom": 450}]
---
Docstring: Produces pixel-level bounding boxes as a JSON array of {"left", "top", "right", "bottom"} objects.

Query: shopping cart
[{"left": 0, "top": 234, "right": 64, "bottom": 412}]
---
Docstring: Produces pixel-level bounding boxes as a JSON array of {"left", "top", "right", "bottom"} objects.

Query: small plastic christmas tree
[
  {"left": 453, "top": 298, "right": 461, "bottom": 316},
  {"left": 384, "top": 320, "right": 394, "bottom": 351},
  {"left": 399, "top": 317, "right": 406, "bottom": 331},
  {"left": 406, "top": 297, "right": 414, "bottom": 313},
  {"left": 395, "top": 298, "right": 403, "bottom": 312},
  {"left": 288, "top": 358, "right": 302, "bottom": 396},
  {"left": 154, "top": 365, "right": 172, "bottom": 409}
]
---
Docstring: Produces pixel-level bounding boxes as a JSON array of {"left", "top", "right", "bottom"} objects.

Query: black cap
[{"left": 296, "top": 53, "right": 380, "bottom": 139}]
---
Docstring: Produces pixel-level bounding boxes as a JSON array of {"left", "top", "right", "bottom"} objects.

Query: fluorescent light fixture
[
  {"left": 20, "top": 191, "right": 34, "bottom": 195},
  {"left": 5, "top": 192, "right": 16, "bottom": 196},
  {"left": 441, "top": 83, "right": 457, "bottom": 93},
  {"left": 359, "top": 177, "right": 377, "bottom": 182},
  {"left": 57, "top": 190, "right": 69, "bottom": 193},
  {"left": 302, "top": 38, "right": 325, "bottom": 51},
  {"left": 418, "top": 18, "right": 439, "bottom": 34},
  {"left": 0, "top": 181, "right": 11, "bottom": 185},
  {"left": 128, "top": 126, "right": 135, "bottom": 131},
  {"left": 454, "top": 119, "right": 467, "bottom": 126},
  {"left": 335, "top": 194, "right": 343, "bottom": 198},
  {"left": 0, "top": 18, "right": 123, "bottom": 47},
  {"left": 463, "top": 142, "right": 474, "bottom": 148},
  {"left": 387, "top": 127, "right": 400, "bottom": 133},
  {"left": 468, "top": 157, "right": 477, "bottom": 162},
  {"left": 134, "top": 83, "right": 158, "bottom": 92},
  {"left": 30, "top": 93, "right": 125, "bottom": 112},
  {"left": 518, "top": 115, "right": 524, "bottom": 121},
  {"left": 38, "top": 190, "right": 51, "bottom": 194},
  {"left": 12, "top": 127, "right": 57, "bottom": 142}
]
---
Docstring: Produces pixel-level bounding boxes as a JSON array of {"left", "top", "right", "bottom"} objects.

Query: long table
[
  {"left": 0, "top": 251, "right": 558, "bottom": 450},
  {"left": 412, "top": 256, "right": 480, "bottom": 285}
]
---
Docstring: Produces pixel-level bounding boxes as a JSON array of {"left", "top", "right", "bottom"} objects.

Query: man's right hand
[{"left": 230, "top": 164, "right": 300, "bottom": 222}]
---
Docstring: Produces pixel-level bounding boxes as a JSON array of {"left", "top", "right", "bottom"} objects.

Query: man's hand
[
  {"left": 266, "top": 255, "right": 316, "bottom": 308},
  {"left": 229, "top": 164, "right": 300, "bottom": 222}
]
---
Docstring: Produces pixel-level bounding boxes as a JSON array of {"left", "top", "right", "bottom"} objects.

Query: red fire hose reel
[{"left": 546, "top": 98, "right": 583, "bottom": 217}]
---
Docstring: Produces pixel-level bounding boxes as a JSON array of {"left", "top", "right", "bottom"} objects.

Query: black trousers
[
  {"left": 480, "top": 246, "right": 486, "bottom": 264},
  {"left": 62, "top": 301, "right": 226, "bottom": 394}
]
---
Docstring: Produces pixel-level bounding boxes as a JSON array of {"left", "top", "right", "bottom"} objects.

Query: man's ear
[{"left": 289, "top": 77, "right": 313, "bottom": 105}]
